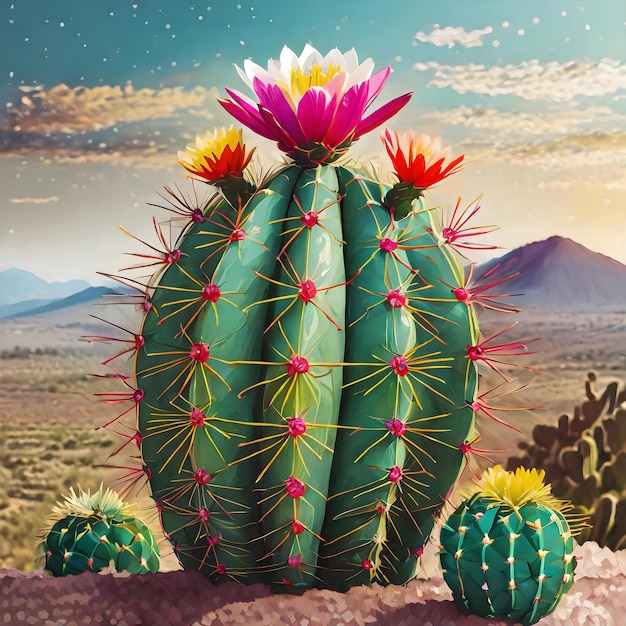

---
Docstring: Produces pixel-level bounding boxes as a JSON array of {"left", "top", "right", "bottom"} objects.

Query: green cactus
[
  {"left": 38, "top": 485, "right": 159, "bottom": 576},
  {"left": 600, "top": 450, "right": 626, "bottom": 493},
  {"left": 95, "top": 46, "right": 528, "bottom": 591},
  {"left": 603, "top": 409, "right": 626, "bottom": 455},
  {"left": 440, "top": 466, "right": 581, "bottom": 625},
  {"left": 586, "top": 491, "right": 626, "bottom": 550},
  {"left": 130, "top": 161, "right": 481, "bottom": 589}
]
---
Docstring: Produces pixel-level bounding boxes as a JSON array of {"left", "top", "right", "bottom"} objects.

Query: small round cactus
[
  {"left": 440, "top": 466, "right": 583, "bottom": 625},
  {"left": 39, "top": 485, "right": 159, "bottom": 576}
]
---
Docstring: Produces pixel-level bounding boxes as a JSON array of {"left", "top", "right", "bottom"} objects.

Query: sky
[{"left": 1, "top": 0, "right": 626, "bottom": 283}]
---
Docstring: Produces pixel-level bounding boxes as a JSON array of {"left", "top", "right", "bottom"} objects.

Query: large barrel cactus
[{"left": 98, "top": 45, "right": 525, "bottom": 590}]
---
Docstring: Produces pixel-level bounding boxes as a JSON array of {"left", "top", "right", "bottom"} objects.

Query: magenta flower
[{"left": 219, "top": 44, "right": 412, "bottom": 166}]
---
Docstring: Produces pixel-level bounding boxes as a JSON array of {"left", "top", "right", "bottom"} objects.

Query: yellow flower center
[
  {"left": 411, "top": 141, "right": 434, "bottom": 160},
  {"left": 284, "top": 64, "right": 343, "bottom": 99}
]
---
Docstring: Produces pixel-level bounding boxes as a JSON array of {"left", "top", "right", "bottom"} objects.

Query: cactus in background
[
  {"left": 95, "top": 45, "right": 528, "bottom": 590},
  {"left": 508, "top": 375, "right": 626, "bottom": 550},
  {"left": 38, "top": 485, "right": 159, "bottom": 576},
  {"left": 440, "top": 466, "right": 582, "bottom": 625}
]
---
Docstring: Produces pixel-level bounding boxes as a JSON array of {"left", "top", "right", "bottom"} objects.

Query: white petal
[
  {"left": 417, "top": 133, "right": 432, "bottom": 147},
  {"left": 240, "top": 59, "right": 274, "bottom": 89},
  {"left": 279, "top": 45, "right": 300, "bottom": 72},
  {"left": 345, "top": 58, "right": 375, "bottom": 88},
  {"left": 340, "top": 48, "right": 360, "bottom": 72},
  {"left": 323, "top": 47, "right": 346, "bottom": 68},
  {"left": 235, "top": 63, "right": 254, "bottom": 91},
  {"left": 299, "top": 44, "right": 322, "bottom": 69},
  {"left": 437, "top": 146, "right": 452, "bottom": 162},
  {"left": 267, "top": 58, "right": 287, "bottom": 83},
  {"left": 177, "top": 151, "right": 193, "bottom": 165}
]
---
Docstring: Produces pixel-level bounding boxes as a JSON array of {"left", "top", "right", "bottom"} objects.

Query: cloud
[
  {"left": 0, "top": 127, "right": 178, "bottom": 167},
  {"left": 422, "top": 105, "right": 624, "bottom": 137},
  {"left": 0, "top": 81, "right": 230, "bottom": 166},
  {"left": 463, "top": 130, "right": 626, "bottom": 188},
  {"left": 9, "top": 196, "right": 60, "bottom": 204},
  {"left": 412, "top": 105, "right": 626, "bottom": 183},
  {"left": 414, "top": 26, "right": 493, "bottom": 48},
  {"left": 413, "top": 58, "right": 626, "bottom": 101},
  {"left": 414, "top": 104, "right": 626, "bottom": 186},
  {"left": 2, "top": 82, "right": 219, "bottom": 134}
]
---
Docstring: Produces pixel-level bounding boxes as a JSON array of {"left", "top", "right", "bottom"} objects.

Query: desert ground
[{"left": 1, "top": 301, "right": 625, "bottom": 571}]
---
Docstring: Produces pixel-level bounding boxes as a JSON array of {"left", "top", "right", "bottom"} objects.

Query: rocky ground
[{"left": 1, "top": 542, "right": 624, "bottom": 626}]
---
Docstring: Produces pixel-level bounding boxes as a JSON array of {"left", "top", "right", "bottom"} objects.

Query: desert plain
[{"left": 1, "top": 296, "right": 625, "bottom": 572}]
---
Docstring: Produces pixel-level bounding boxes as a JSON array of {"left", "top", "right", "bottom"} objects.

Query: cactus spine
[{"left": 97, "top": 46, "right": 526, "bottom": 590}]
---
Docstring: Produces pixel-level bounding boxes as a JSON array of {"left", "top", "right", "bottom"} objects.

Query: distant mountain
[
  {"left": 0, "top": 268, "right": 91, "bottom": 307},
  {"left": 0, "top": 297, "right": 58, "bottom": 320},
  {"left": 476, "top": 236, "right": 626, "bottom": 311},
  {"left": 8, "top": 286, "right": 114, "bottom": 318}
]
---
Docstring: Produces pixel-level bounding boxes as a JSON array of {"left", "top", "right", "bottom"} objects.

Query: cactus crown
[
  {"left": 470, "top": 465, "right": 588, "bottom": 535},
  {"left": 49, "top": 484, "right": 135, "bottom": 520},
  {"left": 472, "top": 465, "right": 563, "bottom": 512}
]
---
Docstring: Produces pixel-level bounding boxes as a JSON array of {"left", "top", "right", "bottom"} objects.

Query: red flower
[
  {"left": 178, "top": 126, "right": 254, "bottom": 183},
  {"left": 382, "top": 129, "right": 464, "bottom": 190}
]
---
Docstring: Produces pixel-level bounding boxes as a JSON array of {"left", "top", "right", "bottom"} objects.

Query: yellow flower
[
  {"left": 178, "top": 126, "right": 254, "bottom": 182},
  {"left": 473, "top": 465, "right": 563, "bottom": 513}
]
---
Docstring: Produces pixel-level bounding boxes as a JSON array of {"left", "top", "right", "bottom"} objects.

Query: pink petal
[
  {"left": 258, "top": 106, "right": 298, "bottom": 151},
  {"left": 297, "top": 87, "right": 337, "bottom": 143},
  {"left": 253, "top": 80, "right": 307, "bottom": 145},
  {"left": 223, "top": 88, "right": 262, "bottom": 119},
  {"left": 325, "top": 83, "right": 369, "bottom": 147},
  {"left": 218, "top": 95, "right": 276, "bottom": 141},
  {"left": 354, "top": 92, "right": 412, "bottom": 139},
  {"left": 364, "top": 67, "right": 391, "bottom": 107},
  {"left": 323, "top": 72, "right": 349, "bottom": 98}
]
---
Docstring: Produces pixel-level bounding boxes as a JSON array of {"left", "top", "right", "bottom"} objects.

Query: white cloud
[
  {"left": 423, "top": 105, "right": 625, "bottom": 137},
  {"left": 405, "top": 104, "right": 626, "bottom": 184},
  {"left": 9, "top": 196, "right": 60, "bottom": 204},
  {"left": 414, "top": 26, "right": 493, "bottom": 48},
  {"left": 464, "top": 131, "right": 626, "bottom": 181},
  {"left": 414, "top": 104, "right": 626, "bottom": 184},
  {"left": 3, "top": 82, "right": 219, "bottom": 134},
  {"left": 413, "top": 58, "right": 626, "bottom": 101}
]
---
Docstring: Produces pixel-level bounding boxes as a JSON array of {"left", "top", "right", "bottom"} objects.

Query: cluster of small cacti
[
  {"left": 508, "top": 374, "right": 626, "bottom": 550},
  {"left": 440, "top": 465, "right": 582, "bottom": 625},
  {"left": 38, "top": 485, "right": 159, "bottom": 576},
  {"left": 91, "top": 45, "right": 539, "bottom": 591}
]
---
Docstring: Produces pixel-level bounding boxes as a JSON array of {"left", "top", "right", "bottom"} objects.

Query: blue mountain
[{"left": 0, "top": 268, "right": 92, "bottom": 308}]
